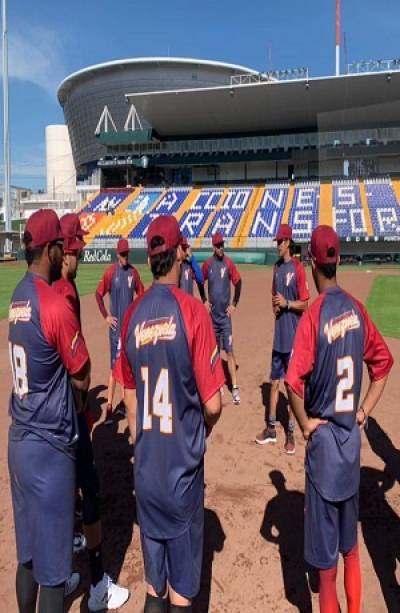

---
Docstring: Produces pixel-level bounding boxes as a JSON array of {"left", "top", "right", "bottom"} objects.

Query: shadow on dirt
[{"left": 260, "top": 470, "right": 316, "bottom": 613}]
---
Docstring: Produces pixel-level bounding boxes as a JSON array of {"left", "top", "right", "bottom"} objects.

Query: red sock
[
  {"left": 343, "top": 543, "right": 362, "bottom": 613},
  {"left": 319, "top": 566, "right": 340, "bottom": 613}
]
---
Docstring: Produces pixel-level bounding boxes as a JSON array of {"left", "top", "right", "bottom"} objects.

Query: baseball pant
[
  {"left": 270, "top": 350, "right": 291, "bottom": 380},
  {"left": 9, "top": 434, "right": 75, "bottom": 586},
  {"left": 304, "top": 474, "right": 359, "bottom": 570},
  {"left": 213, "top": 316, "right": 233, "bottom": 353},
  {"left": 140, "top": 502, "right": 204, "bottom": 600}
]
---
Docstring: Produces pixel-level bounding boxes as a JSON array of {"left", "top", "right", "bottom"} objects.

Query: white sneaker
[
  {"left": 73, "top": 532, "right": 87, "bottom": 554},
  {"left": 65, "top": 572, "right": 80, "bottom": 597},
  {"left": 232, "top": 386, "right": 241, "bottom": 405},
  {"left": 88, "top": 573, "right": 130, "bottom": 611}
]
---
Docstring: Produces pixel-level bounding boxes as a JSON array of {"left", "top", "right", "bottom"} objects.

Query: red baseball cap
[
  {"left": 147, "top": 215, "right": 182, "bottom": 256},
  {"left": 24, "top": 209, "right": 63, "bottom": 249},
  {"left": 117, "top": 238, "right": 130, "bottom": 254},
  {"left": 309, "top": 225, "right": 340, "bottom": 265},
  {"left": 212, "top": 232, "right": 224, "bottom": 247},
  {"left": 275, "top": 224, "right": 292, "bottom": 241},
  {"left": 60, "top": 213, "right": 87, "bottom": 253}
]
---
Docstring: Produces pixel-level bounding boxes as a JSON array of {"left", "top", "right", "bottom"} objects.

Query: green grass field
[
  {"left": 366, "top": 275, "right": 400, "bottom": 339},
  {"left": 1, "top": 264, "right": 400, "bottom": 340}
]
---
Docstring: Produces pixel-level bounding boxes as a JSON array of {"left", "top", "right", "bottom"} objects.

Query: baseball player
[
  {"left": 8, "top": 209, "right": 90, "bottom": 613},
  {"left": 95, "top": 237, "right": 144, "bottom": 424},
  {"left": 179, "top": 236, "right": 206, "bottom": 301},
  {"left": 285, "top": 225, "right": 393, "bottom": 612},
  {"left": 202, "top": 232, "right": 242, "bottom": 404},
  {"left": 53, "top": 214, "right": 129, "bottom": 611},
  {"left": 255, "top": 223, "right": 309, "bottom": 454},
  {"left": 118, "top": 215, "right": 224, "bottom": 612}
]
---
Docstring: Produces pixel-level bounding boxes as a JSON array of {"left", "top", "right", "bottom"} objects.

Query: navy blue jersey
[
  {"left": 286, "top": 286, "right": 393, "bottom": 501},
  {"left": 96, "top": 263, "right": 144, "bottom": 335},
  {"left": 8, "top": 272, "right": 89, "bottom": 455},
  {"left": 119, "top": 284, "right": 224, "bottom": 539},
  {"left": 202, "top": 255, "right": 241, "bottom": 324},
  {"left": 272, "top": 258, "right": 309, "bottom": 353},
  {"left": 179, "top": 260, "right": 194, "bottom": 295}
]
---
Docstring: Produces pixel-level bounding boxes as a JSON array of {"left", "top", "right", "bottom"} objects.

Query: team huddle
[{"left": 7, "top": 209, "right": 393, "bottom": 613}]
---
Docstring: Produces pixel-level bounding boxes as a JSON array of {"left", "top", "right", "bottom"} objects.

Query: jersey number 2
[
  {"left": 141, "top": 367, "right": 172, "bottom": 434},
  {"left": 9, "top": 342, "right": 28, "bottom": 399},
  {"left": 335, "top": 356, "right": 354, "bottom": 412}
]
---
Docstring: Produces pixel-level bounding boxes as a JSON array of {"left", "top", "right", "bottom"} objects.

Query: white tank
[{"left": 46, "top": 125, "right": 76, "bottom": 196}]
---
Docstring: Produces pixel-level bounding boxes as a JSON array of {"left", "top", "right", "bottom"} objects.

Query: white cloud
[{"left": 7, "top": 25, "right": 66, "bottom": 98}]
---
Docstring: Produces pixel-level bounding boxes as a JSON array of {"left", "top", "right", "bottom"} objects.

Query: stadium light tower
[
  {"left": 2, "top": 0, "right": 12, "bottom": 246},
  {"left": 336, "top": 0, "right": 341, "bottom": 76}
]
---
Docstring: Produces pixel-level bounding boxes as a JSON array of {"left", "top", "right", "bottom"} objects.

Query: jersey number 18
[{"left": 9, "top": 342, "right": 29, "bottom": 399}]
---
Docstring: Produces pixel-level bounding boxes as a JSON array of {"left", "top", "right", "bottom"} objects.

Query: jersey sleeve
[
  {"left": 190, "top": 255, "right": 204, "bottom": 284},
  {"left": 133, "top": 267, "right": 145, "bottom": 297},
  {"left": 294, "top": 260, "right": 310, "bottom": 301},
  {"left": 40, "top": 287, "right": 89, "bottom": 376},
  {"left": 117, "top": 302, "right": 137, "bottom": 389},
  {"left": 357, "top": 301, "right": 394, "bottom": 381},
  {"left": 227, "top": 257, "right": 241, "bottom": 286},
  {"left": 191, "top": 303, "right": 225, "bottom": 404},
  {"left": 202, "top": 259, "right": 210, "bottom": 281},
  {"left": 52, "top": 280, "right": 79, "bottom": 322},
  {"left": 96, "top": 265, "right": 114, "bottom": 297},
  {"left": 285, "top": 309, "right": 317, "bottom": 398}
]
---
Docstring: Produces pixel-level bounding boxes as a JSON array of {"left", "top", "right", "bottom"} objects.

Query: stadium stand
[
  {"left": 79, "top": 179, "right": 400, "bottom": 247},
  {"left": 332, "top": 180, "right": 369, "bottom": 239},
  {"left": 365, "top": 178, "right": 400, "bottom": 238}
]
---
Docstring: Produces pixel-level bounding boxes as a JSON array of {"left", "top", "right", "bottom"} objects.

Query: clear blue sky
[{"left": 1, "top": 0, "right": 400, "bottom": 190}]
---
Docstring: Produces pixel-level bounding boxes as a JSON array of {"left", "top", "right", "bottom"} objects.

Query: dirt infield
[{"left": 0, "top": 268, "right": 399, "bottom": 612}]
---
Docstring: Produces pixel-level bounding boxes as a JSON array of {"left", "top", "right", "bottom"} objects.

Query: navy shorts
[
  {"left": 270, "top": 350, "right": 291, "bottom": 380},
  {"left": 76, "top": 413, "right": 99, "bottom": 498},
  {"left": 8, "top": 435, "right": 75, "bottom": 586},
  {"left": 213, "top": 317, "right": 233, "bottom": 353},
  {"left": 140, "top": 503, "right": 204, "bottom": 600},
  {"left": 109, "top": 328, "right": 119, "bottom": 369},
  {"left": 304, "top": 474, "right": 358, "bottom": 570}
]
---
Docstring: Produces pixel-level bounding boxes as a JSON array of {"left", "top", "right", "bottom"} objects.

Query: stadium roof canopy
[{"left": 126, "top": 71, "right": 400, "bottom": 137}]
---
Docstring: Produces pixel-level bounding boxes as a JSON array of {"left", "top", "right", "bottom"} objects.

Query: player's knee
[
  {"left": 82, "top": 491, "right": 100, "bottom": 526},
  {"left": 144, "top": 593, "right": 169, "bottom": 612}
]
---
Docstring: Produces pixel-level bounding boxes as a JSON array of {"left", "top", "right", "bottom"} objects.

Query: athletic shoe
[
  {"left": 284, "top": 431, "right": 296, "bottom": 455},
  {"left": 88, "top": 573, "right": 130, "bottom": 611},
  {"left": 73, "top": 532, "right": 87, "bottom": 554},
  {"left": 232, "top": 386, "right": 240, "bottom": 405},
  {"left": 255, "top": 427, "right": 277, "bottom": 445},
  {"left": 104, "top": 404, "right": 113, "bottom": 425},
  {"left": 116, "top": 403, "right": 126, "bottom": 417},
  {"left": 65, "top": 572, "right": 80, "bottom": 597}
]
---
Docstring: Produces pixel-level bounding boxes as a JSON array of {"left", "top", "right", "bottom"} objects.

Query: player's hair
[
  {"left": 23, "top": 231, "right": 46, "bottom": 266},
  {"left": 149, "top": 236, "right": 177, "bottom": 279},
  {"left": 316, "top": 247, "right": 337, "bottom": 279}
]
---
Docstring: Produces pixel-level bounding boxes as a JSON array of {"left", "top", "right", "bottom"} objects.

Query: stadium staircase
[
  {"left": 94, "top": 188, "right": 143, "bottom": 239},
  {"left": 123, "top": 189, "right": 167, "bottom": 238},
  {"left": 281, "top": 183, "right": 295, "bottom": 223},
  {"left": 175, "top": 188, "right": 201, "bottom": 221},
  {"left": 319, "top": 181, "right": 333, "bottom": 226},
  {"left": 359, "top": 181, "right": 374, "bottom": 237},
  {"left": 83, "top": 189, "right": 139, "bottom": 244},
  {"left": 391, "top": 178, "right": 400, "bottom": 205},
  {"left": 194, "top": 188, "right": 228, "bottom": 248},
  {"left": 234, "top": 186, "right": 265, "bottom": 247}
]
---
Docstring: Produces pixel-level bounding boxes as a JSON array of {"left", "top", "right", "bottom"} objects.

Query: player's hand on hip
[
  {"left": 106, "top": 315, "right": 118, "bottom": 330},
  {"left": 272, "top": 293, "right": 287, "bottom": 309},
  {"left": 226, "top": 304, "right": 236, "bottom": 317},
  {"left": 303, "top": 417, "right": 328, "bottom": 441},
  {"left": 356, "top": 407, "right": 368, "bottom": 429}
]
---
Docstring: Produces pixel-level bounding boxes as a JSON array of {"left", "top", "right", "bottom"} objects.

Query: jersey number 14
[{"left": 141, "top": 367, "right": 173, "bottom": 434}]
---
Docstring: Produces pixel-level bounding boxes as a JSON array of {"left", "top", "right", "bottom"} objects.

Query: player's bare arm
[
  {"left": 285, "top": 385, "right": 327, "bottom": 440},
  {"left": 203, "top": 390, "right": 222, "bottom": 436},
  {"left": 124, "top": 387, "right": 137, "bottom": 442},
  {"left": 356, "top": 375, "right": 390, "bottom": 428},
  {"left": 273, "top": 293, "right": 308, "bottom": 314}
]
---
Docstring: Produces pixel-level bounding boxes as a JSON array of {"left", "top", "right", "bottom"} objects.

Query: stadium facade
[{"left": 55, "top": 57, "right": 400, "bottom": 260}]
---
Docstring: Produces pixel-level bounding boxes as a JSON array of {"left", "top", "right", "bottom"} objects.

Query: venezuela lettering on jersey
[
  {"left": 324, "top": 309, "right": 360, "bottom": 344},
  {"left": 135, "top": 316, "right": 177, "bottom": 348},
  {"left": 9, "top": 301, "right": 32, "bottom": 324}
]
